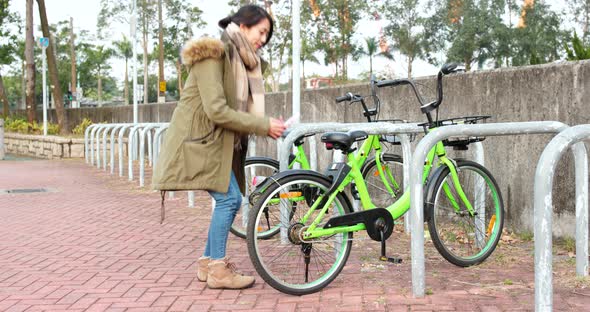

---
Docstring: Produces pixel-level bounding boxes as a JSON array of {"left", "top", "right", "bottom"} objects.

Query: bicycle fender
[{"left": 249, "top": 169, "right": 353, "bottom": 213}]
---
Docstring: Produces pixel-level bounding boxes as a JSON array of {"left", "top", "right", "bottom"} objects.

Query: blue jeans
[{"left": 203, "top": 172, "right": 242, "bottom": 260}]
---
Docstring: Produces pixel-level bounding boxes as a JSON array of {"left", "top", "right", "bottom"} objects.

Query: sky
[{"left": 8, "top": 0, "right": 575, "bottom": 86}]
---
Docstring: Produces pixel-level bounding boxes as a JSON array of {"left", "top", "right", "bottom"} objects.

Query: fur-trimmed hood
[{"left": 181, "top": 37, "right": 225, "bottom": 67}]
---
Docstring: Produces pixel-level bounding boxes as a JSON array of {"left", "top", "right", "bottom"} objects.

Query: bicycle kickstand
[{"left": 379, "top": 230, "right": 402, "bottom": 264}]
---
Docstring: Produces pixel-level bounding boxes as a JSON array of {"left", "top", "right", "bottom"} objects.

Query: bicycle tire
[
  {"left": 361, "top": 153, "right": 404, "bottom": 208},
  {"left": 247, "top": 173, "right": 354, "bottom": 295},
  {"left": 230, "top": 157, "right": 280, "bottom": 239},
  {"left": 425, "top": 160, "right": 504, "bottom": 267}
]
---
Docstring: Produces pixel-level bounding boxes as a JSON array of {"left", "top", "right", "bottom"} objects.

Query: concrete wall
[{"left": 11, "top": 60, "right": 590, "bottom": 236}]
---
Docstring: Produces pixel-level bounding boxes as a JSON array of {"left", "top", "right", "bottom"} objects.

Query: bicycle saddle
[
  {"left": 281, "top": 129, "right": 316, "bottom": 146},
  {"left": 321, "top": 130, "right": 368, "bottom": 152}
]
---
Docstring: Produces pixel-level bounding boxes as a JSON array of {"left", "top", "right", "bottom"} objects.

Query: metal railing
[
  {"left": 408, "top": 121, "right": 588, "bottom": 303},
  {"left": 534, "top": 124, "right": 590, "bottom": 312}
]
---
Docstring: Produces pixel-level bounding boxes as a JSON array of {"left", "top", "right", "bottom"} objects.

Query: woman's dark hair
[{"left": 218, "top": 4, "right": 274, "bottom": 47}]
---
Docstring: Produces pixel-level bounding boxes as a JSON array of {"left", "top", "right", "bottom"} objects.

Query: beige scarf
[{"left": 222, "top": 22, "right": 265, "bottom": 118}]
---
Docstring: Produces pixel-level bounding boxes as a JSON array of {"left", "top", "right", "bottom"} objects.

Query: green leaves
[
  {"left": 0, "top": 0, "right": 21, "bottom": 67},
  {"left": 565, "top": 32, "right": 590, "bottom": 61}
]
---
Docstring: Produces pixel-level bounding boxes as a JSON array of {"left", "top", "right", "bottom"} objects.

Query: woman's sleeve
[{"left": 193, "top": 58, "right": 270, "bottom": 136}]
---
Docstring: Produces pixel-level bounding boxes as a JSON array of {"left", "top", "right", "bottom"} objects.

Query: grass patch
[{"left": 516, "top": 230, "right": 533, "bottom": 242}]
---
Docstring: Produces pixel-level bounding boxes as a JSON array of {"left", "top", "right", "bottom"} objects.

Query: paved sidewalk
[{"left": 1, "top": 158, "right": 589, "bottom": 311}]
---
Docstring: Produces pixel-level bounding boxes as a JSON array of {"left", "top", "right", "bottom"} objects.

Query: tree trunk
[
  {"left": 342, "top": 55, "right": 347, "bottom": 80},
  {"left": 21, "top": 60, "right": 25, "bottom": 110},
  {"left": 465, "top": 57, "right": 472, "bottom": 72},
  {"left": 124, "top": 59, "right": 129, "bottom": 105},
  {"left": 37, "top": 0, "right": 68, "bottom": 133},
  {"left": 98, "top": 75, "right": 102, "bottom": 106},
  {"left": 157, "top": 0, "right": 165, "bottom": 103},
  {"left": 25, "top": 0, "right": 35, "bottom": 123},
  {"left": 70, "top": 17, "right": 77, "bottom": 108},
  {"left": 0, "top": 73, "right": 10, "bottom": 116},
  {"left": 407, "top": 55, "right": 413, "bottom": 78},
  {"left": 302, "top": 60, "right": 305, "bottom": 89},
  {"left": 369, "top": 56, "right": 373, "bottom": 78}
]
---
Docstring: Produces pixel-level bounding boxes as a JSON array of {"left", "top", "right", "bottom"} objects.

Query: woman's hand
[{"left": 268, "top": 118, "right": 287, "bottom": 139}]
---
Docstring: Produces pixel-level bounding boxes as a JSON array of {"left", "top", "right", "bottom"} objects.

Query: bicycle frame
[
  {"left": 290, "top": 144, "right": 310, "bottom": 169},
  {"left": 300, "top": 132, "right": 474, "bottom": 240}
]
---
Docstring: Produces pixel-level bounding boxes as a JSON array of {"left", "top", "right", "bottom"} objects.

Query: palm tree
[
  {"left": 113, "top": 35, "right": 133, "bottom": 105},
  {"left": 360, "top": 37, "right": 394, "bottom": 78},
  {"left": 83, "top": 45, "right": 113, "bottom": 106}
]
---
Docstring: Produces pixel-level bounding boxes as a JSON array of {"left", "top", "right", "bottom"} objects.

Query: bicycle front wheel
[
  {"left": 247, "top": 173, "right": 353, "bottom": 295},
  {"left": 361, "top": 153, "right": 404, "bottom": 208},
  {"left": 425, "top": 160, "right": 504, "bottom": 267},
  {"left": 230, "top": 157, "right": 279, "bottom": 239}
]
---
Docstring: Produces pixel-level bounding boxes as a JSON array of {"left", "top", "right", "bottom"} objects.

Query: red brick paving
[{"left": 1, "top": 158, "right": 589, "bottom": 311}]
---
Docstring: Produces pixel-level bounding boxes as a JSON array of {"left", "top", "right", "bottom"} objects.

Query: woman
[{"left": 152, "top": 5, "right": 285, "bottom": 290}]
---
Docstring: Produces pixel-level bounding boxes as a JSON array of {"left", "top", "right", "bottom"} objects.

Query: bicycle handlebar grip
[
  {"left": 376, "top": 79, "right": 406, "bottom": 88},
  {"left": 441, "top": 63, "right": 459, "bottom": 75},
  {"left": 335, "top": 94, "right": 351, "bottom": 103}
]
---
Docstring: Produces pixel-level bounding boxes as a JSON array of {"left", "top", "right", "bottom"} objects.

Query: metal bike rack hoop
[
  {"left": 534, "top": 124, "right": 590, "bottom": 312},
  {"left": 408, "top": 121, "right": 588, "bottom": 300}
]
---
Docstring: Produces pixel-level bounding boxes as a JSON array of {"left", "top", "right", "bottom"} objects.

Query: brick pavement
[{"left": 1, "top": 158, "right": 589, "bottom": 311}]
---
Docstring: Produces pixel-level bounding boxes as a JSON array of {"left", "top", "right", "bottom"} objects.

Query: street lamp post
[
  {"left": 131, "top": 0, "right": 138, "bottom": 124},
  {"left": 39, "top": 37, "right": 49, "bottom": 136},
  {"left": 292, "top": 0, "right": 301, "bottom": 122}
]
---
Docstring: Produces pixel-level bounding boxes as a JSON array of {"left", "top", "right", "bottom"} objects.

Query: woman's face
[{"left": 239, "top": 18, "right": 270, "bottom": 51}]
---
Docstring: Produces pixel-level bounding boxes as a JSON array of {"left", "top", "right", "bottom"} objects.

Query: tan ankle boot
[
  {"left": 206, "top": 258, "right": 255, "bottom": 289},
  {"left": 197, "top": 257, "right": 210, "bottom": 282}
]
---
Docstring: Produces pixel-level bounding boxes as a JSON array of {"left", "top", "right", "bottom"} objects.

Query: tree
[
  {"left": 565, "top": 31, "right": 590, "bottom": 60},
  {"left": 300, "top": 35, "right": 320, "bottom": 83},
  {"left": 423, "top": 0, "right": 507, "bottom": 71},
  {"left": 0, "top": 0, "right": 20, "bottom": 116},
  {"left": 113, "top": 35, "right": 133, "bottom": 105},
  {"left": 566, "top": 0, "right": 590, "bottom": 42},
  {"left": 382, "top": 0, "right": 426, "bottom": 77},
  {"left": 315, "top": 0, "right": 368, "bottom": 80},
  {"left": 37, "top": 0, "right": 68, "bottom": 133},
  {"left": 358, "top": 37, "right": 393, "bottom": 79},
  {"left": 511, "top": 0, "right": 565, "bottom": 66},
  {"left": 162, "top": 0, "right": 204, "bottom": 97},
  {"left": 80, "top": 45, "right": 113, "bottom": 106},
  {"left": 98, "top": 0, "right": 156, "bottom": 104}
]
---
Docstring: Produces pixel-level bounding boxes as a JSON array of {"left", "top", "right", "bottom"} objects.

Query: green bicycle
[
  {"left": 232, "top": 78, "right": 408, "bottom": 239},
  {"left": 246, "top": 64, "right": 505, "bottom": 295}
]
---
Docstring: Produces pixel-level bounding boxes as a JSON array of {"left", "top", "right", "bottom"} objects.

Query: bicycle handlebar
[
  {"left": 376, "top": 63, "right": 464, "bottom": 117},
  {"left": 335, "top": 93, "right": 353, "bottom": 103}
]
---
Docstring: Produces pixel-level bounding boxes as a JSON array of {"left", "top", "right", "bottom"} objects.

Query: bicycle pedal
[{"left": 379, "top": 256, "right": 402, "bottom": 264}]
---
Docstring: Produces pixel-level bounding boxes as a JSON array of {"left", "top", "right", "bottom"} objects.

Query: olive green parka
[{"left": 151, "top": 37, "right": 270, "bottom": 194}]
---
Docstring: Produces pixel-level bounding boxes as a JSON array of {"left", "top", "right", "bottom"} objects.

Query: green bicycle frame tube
[{"left": 288, "top": 144, "right": 311, "bottom": 169}]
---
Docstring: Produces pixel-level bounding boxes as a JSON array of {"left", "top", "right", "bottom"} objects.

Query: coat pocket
[{"left": 181, "top": 130, "right": 223, "bottom": 181}]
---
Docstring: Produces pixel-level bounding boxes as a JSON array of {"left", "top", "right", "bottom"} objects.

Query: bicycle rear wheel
[
  {"left": 230, "top": 157, "right": 279, "bottom": 239},
  {"left": 247, "top": 173, "right": 353, "bottom": 295},
  {"left": 425, "top": 160, "right": 504, "bottom": 267}
]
